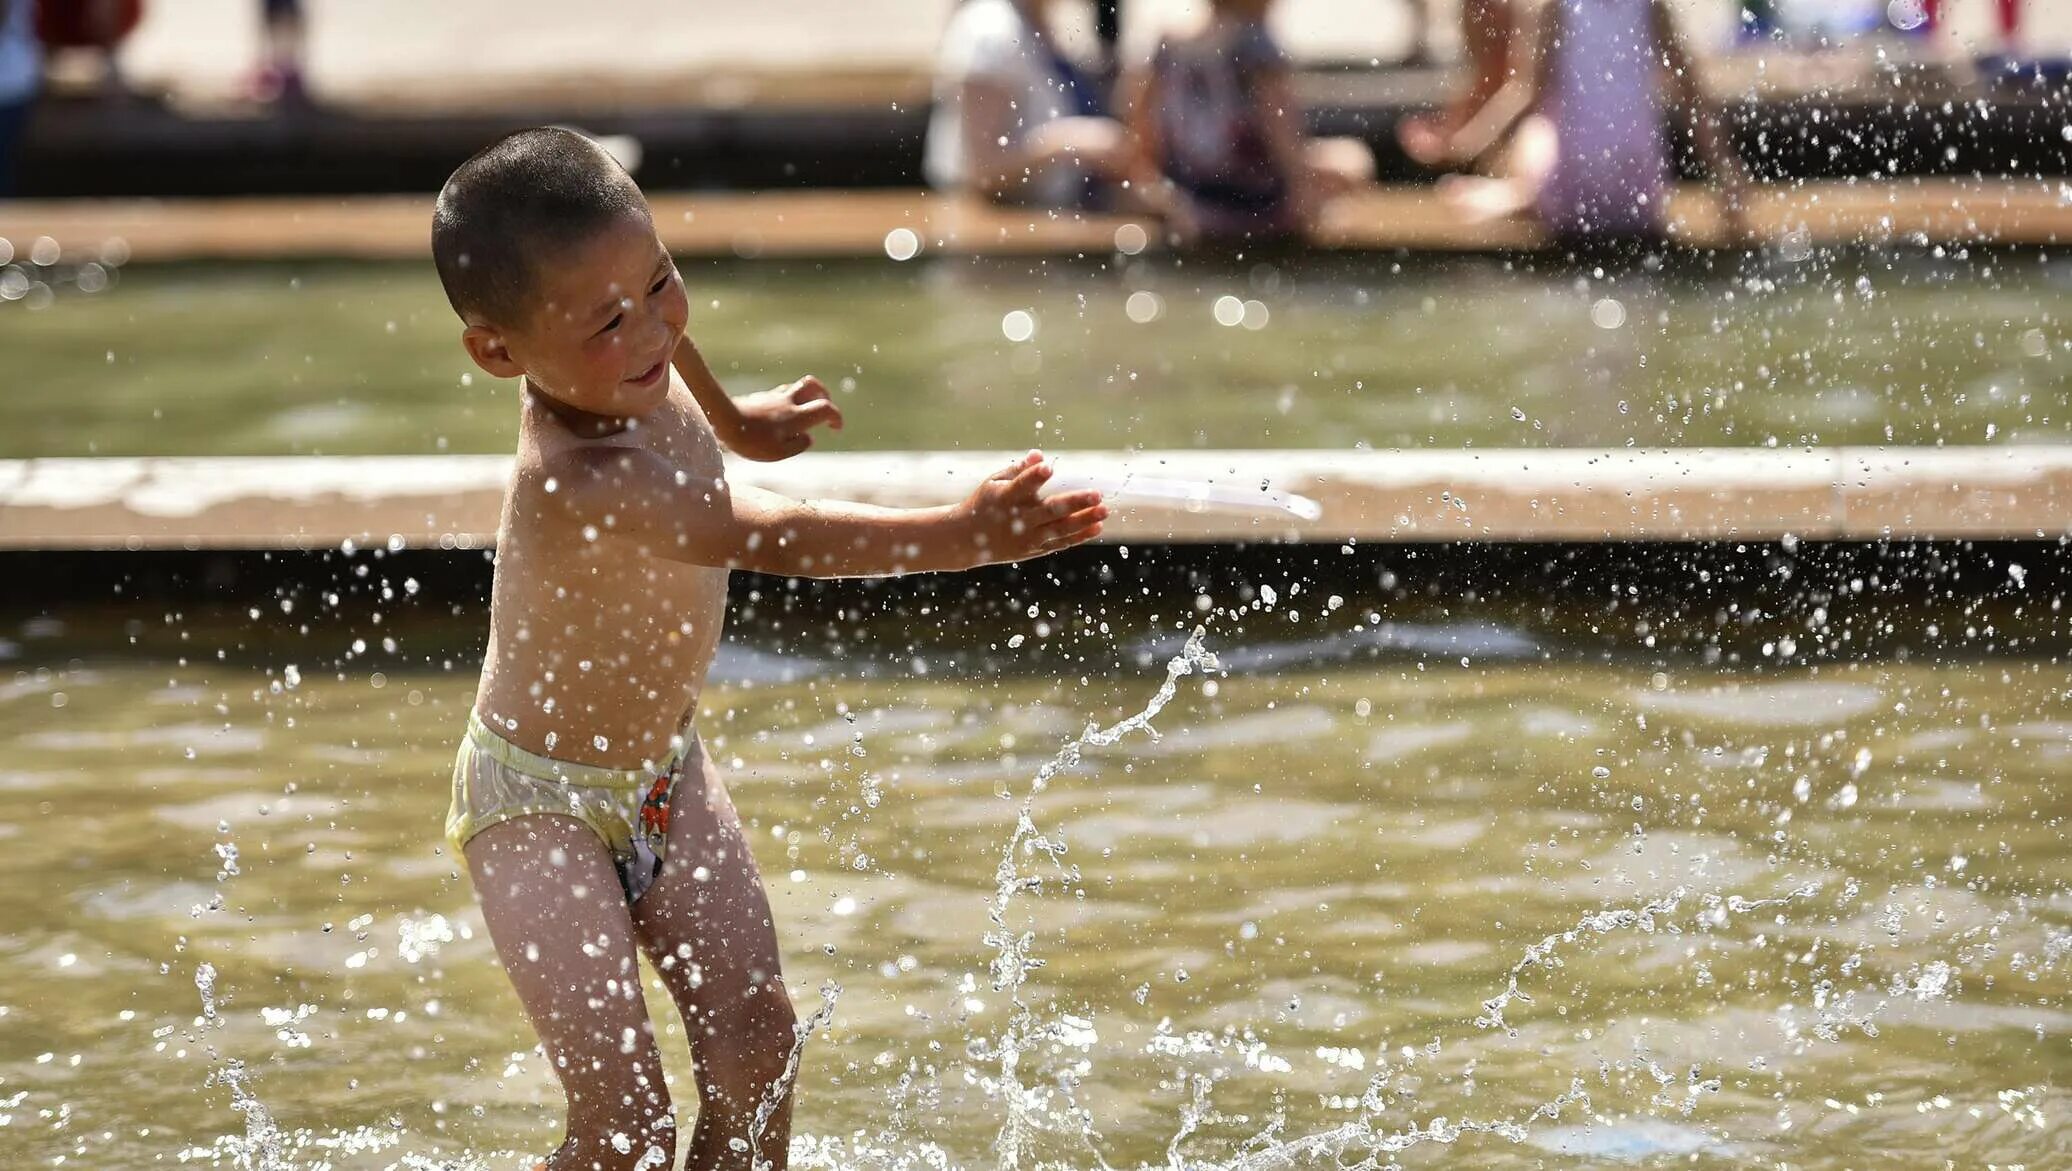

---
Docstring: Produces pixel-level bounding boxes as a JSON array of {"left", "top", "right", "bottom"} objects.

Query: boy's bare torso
[{"left": 475, "top": 373, "right": 728, "bottom": 768}]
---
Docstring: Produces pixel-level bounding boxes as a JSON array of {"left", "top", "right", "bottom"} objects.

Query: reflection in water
[{"left": 0, "top": 617, "right": 2066, "bottom": 1169}]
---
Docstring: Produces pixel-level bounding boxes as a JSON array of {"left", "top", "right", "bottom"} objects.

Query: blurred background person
[
  {"left": 32, "top": 0, "right": 139, "bottom": 98},
  {"left": 924, "top": 0, "right": 1134, "bottom": 209},
  {"left": 1121, "top": 0, "right": 1375, "bottom": 243},
  {"left": 0, "top": 0, "right": 37, "bottom": 195},
  {"left": 1397, "top": 0, "right": 1515, "bottom": 168},
  {"left": 1431, "top": 0, "right": 1752, "bottom": 246},
  {"left": 250, "top": 0, "right": 307, "bottom": 104}
]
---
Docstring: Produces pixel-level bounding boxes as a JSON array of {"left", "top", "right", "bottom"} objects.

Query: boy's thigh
[
  {"left": 466, "top": 814, "right": 658, "bottom": 1045},
  {"left": 632, "top": 747, "right": 785, "bottom": 997}
]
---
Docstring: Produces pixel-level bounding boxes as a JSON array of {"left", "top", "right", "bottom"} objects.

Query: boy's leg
[
  {"left": 467, "top": 814, "right": 677, "bottom": 1171},
  {"left": 632, "top": 745, "right": 800, "bottom": 1171}
]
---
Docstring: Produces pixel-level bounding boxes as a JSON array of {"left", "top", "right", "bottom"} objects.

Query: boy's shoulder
[
  {"left": 508, "top": 385, "right": 711, "bottom": 531},
  {"left": 507, "top": 408, "right": 647, "bottom": 527}
]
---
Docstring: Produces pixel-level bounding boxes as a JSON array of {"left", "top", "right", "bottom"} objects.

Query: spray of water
[
  {"left": 1476, "top": 884, "right": 1824, "bottom": 1034},
  {"left": 751, "top": 980, "right": 844, "bottom": 1171},
  {"left": 195, "top": 962, "right": 289, "bottom": 1171},
  {"left": 984, "top": 626, "right": 1221, "bottom": 1170}
]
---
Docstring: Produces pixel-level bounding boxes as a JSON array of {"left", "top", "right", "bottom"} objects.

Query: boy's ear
[{"left": 461, "top": 325, "right": 526, "bottom": 380}]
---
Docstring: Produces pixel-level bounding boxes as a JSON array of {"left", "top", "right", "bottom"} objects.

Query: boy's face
[{"left": 462, "top": 209, "right": 689, "bottom": 418}]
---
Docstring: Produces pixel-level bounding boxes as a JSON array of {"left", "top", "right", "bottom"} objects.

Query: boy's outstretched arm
[
  {"left": 674, "top": 335, "right": 844, "bottom": 462},
  {"left": 542, "top": 447, "right": 1105, "bottom": 578}
]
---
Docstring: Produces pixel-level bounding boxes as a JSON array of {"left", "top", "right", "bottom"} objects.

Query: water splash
[
  {"left": 752, "top": 980, "right": 843, "bottom": 1171},
  {"left": 1476, "top": 883, "right": 1824, "bottom": 1033},
  {"left": 984, "top": 626, "right": 1221, "bottom": 1170},
  {"left": 194, "top": 962, "right": 287, "bottom": 1171}
]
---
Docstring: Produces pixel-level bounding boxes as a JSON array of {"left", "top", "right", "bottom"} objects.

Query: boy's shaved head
[{"left": 432, "top": 128, "right": 648, "bottom": 326}]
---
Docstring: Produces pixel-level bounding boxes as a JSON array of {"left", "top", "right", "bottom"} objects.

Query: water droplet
[{"left": 882, "top": 227, "right": 920, "bottom": 261}]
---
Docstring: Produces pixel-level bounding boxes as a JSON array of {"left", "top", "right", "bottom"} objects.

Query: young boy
[{"left": 431, "top": 127, "right": 1106, "bottom": 1171}]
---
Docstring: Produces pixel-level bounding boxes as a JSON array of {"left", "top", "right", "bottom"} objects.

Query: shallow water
[
  {"left": 1, "top": 602, "right": 2066, "bottom": 1169},
  {"left": 4, "top": 249, "right": 2069, "bottom": 456}
]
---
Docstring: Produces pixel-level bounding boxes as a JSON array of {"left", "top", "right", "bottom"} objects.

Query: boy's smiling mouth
[{"left": 625, "top": 355, "right": 669, "bottom": 389}]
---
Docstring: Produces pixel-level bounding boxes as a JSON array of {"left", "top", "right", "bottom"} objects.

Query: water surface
[
  {"left": 5, "top": 250, "right": 2068, "bottom": 457},
  {"left": 1, "top": 603, "right": 2065, "bottom": 1168}
]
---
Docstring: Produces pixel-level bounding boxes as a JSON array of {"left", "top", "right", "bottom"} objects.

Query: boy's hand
[
  {"left": 720, "top": 376, "right": 844, "bottom": 462},
  {"left": 954, "top": 451, "right": 1107, "bottom": 567}
]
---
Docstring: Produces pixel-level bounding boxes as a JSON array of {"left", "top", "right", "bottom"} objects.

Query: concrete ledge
[
  {"left": 2, "top": 449, "right": 2067, "bottom": 551},
  {"left": 8, "top": 180, "right": 2072, "bottom": 265}
]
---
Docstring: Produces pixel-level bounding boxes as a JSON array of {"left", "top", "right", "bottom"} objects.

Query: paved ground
[{"left": 98, "top": 0, "right": 2070, "bottom": 112}]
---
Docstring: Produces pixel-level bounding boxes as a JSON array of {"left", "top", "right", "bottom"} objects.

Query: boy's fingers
[
  {"left": 1006, "top": 459, "right": 1053, "bottom": 498},
  {"left": 791, "top": 377, "right": 831, "bottom": 403},
  {"left": 1041, "top": 504, "right": 1108, "bottom": 534},
  {"left": 991, "top": 451, "right": 1042, "bottom": 481},
  {"left": 1045, "top": 490, "right": 1103, "bottom": 517},
  {"left": 796, "top": 398, "right": 843, "bottom": 430}
]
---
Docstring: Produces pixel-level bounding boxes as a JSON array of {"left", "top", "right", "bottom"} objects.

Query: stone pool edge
[{"left": 1, "top": 448, "right": 2066, "bottom": 550}]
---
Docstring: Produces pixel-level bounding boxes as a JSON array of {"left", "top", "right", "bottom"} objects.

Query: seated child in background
[
  {"left": 1121, "top": 0, "right": 1374, "bottom": 242},
  {"left": 430, "top": 128, "right": 1107, "bottom": 1171},
  {"left": 1431, "top": 0, "right": 1753, "bottom": 246},
  {"left": 924, "top": 0, "right": 1134, "bottom": 209}
]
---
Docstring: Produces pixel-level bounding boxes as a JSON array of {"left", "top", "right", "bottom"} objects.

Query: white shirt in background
[{"left": 923, "top": 0, "right": 1088, "bottom": 206}]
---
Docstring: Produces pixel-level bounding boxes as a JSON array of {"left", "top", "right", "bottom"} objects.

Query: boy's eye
[
  {"left": 650, "top": 274, "right": 671, "bottom": 295},
  {"left": 598, "top": 314, "right": 623, "bottom": 335}
]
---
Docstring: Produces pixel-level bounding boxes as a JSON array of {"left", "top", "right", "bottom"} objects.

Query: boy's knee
[{"left": 697, "top": 981, "right": 800, "bottom": 1109}]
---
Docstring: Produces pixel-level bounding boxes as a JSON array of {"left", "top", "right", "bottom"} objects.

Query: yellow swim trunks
[{"left": 445, "top": 711, "right": 685, "bottom": 903}]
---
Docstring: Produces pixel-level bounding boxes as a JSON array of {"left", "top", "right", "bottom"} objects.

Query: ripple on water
[
  {"left": 1363, "top": 722, "right": 1472, "bottom": 763},
  {"left": 1139, "top": 621, "right": 1540, "bottom": 673},
  {"left": 0, "top": 768, "right": 91, "bottom": 792},
  {"left": 1065, "top": 784, "right": 1353, "bottom": 850},
  {"left": 79, "top": 878, "right": 223, "bottom": 921},
  {"left": 1558, "top": 832, "right": 1768, "bottom": 900},
  {"left": 1635, "top": 680, "right": 1885, "bottom": 728},
  {"left": 23, "top": 722, "right": 266, "bottom": 755},
  {"left": 1530, "top": 1118, "right": 1719, "bottom": 1160},
  {"left": 1516, "top": 706, "right": 1600, "bottom": 739},
  {"left": 1129, "top": 704, "right": 1337, "bottom": 756},
  {"left": 154, "top": 789, "right": 338, "bottom": 832},
  {"left": 1399, "top": 938, "right": 1496, "bottom": 968},
  {"left": 1895, "top": 727, "right": 1975, "bottom": 755},
  {"left": 1880, "top": 777, "right": 1993, "bottom": 813}
]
